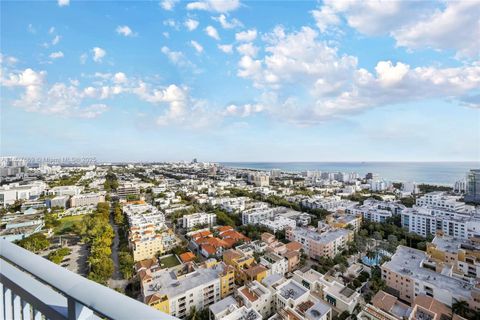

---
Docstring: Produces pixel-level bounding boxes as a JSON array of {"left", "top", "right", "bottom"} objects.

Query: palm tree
[
  {"left": 366, "top": 250, "right": 376, "bottom": 260},
  {"left": 452, "top": 299, "right": 470, "bottom": 318}
]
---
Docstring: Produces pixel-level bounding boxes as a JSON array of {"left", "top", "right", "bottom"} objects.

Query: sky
[{"left": 1, "top": 0, "right": 479, "bottom": 162}]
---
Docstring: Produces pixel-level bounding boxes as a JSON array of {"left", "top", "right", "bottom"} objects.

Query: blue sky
[{"left": 1, "top": 0, "right": 479, "bottom": 162}]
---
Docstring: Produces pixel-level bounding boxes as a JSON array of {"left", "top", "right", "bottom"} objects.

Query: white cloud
[
  {"left": 80, "top": 53, "right": 88, "bottom": 64},
  {"left": 205, "top": 25, "right": 220, "bottom": 40},
  {"left": 374, "top": 61, "right": 409, "bottom": 87},
  {"left": 393, "top": 1, "right": 480, "bottom": 59},
  {"left": 49, "top": 27, "right": 55, "bottom": 34},
  {"left": 236, "top": 43, "right": 258, "bottom": 57},
  {"left": 184, "top": 18, "right": 199, "bottom": 31},
  {"left": 49, "top": 51, "right": 64, "bottom": 59},
  {"left": 51, "top": 35, "right": 61, "bottom": 45},
  {"left": 116, "top": 25, "right": 136, "bottom": 37},
  {"left": 161, "top": 46, "right": 196, "bottom": 69},
  {"left": 1, "top": 68, "right": 46, "bottom": 87},
  {"left": 187, "top": 0, "right": 241, "bottom": 13},
  {"left": 163, "top": 19, "right": 179, "bottom": 29},
  {"left": 160, "top": 0, "right": 179, "bottom": 11},
  {"left": 190, "top": 40, "right": 204, "bottom": 53},
  {"left": 235, "top": 29, "right": 257, "bottom": 42},
  {"left": 218, "top": 44, "right": 233, "bottom": 53},
  {"left": 234, "top": 25, "right": 480, "bottom": 124},
  {"left": 1, "top": 67, "right": 215, "bottom": 124},
  {"left": 0, "top": 67, "right": 109, "bottom": 118},
  {"left": 316, "top": 0, "right": 434, "bottom": 36},
  {"left": 92, "top": 47, "right": 106, "bottom": 63},
  {"left": 311, "top": 6, "right": 341, "bottom": 32},
  {"left": 314, "top": 0, "right": 479, "bottom": 59},
  {"left": 113, "top": 72, "right": 127, "bottom": 84},
  {"left": 214, "top": 14, "right": 242, "bottom": 29},
  {"left": 223, "top": 103, "right": 264, "bottom": 117},
  {"left": 57, "top": 0, "right": 69, "bottom": 7},
  {"left": 79, "top": 104, "right": 109, "bottom": 118},
  {"left": 0, "top": 53, "right": 19, "bottom": 65},
  {"left": 27, "top": 24, "right": 36, "bottom": 34}
]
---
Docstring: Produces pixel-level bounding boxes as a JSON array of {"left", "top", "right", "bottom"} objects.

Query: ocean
[{"left": 220, "top": 162, "right": 480, "bottom": 185}]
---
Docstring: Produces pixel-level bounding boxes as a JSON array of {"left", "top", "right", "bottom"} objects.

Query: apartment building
[
  {"left": 427, "top": 235, "right": 480, "bottom": 280},
  {"left": 286, "top": 227, "right": 353, "bottom": 259},
  {"left": 401, "top": 206, "right": 480, "bottom": 239},
  {"left": 125, "top": 203, "right": 176, "bottom": 261},
  {"left": 249, "top": 174, "right": 270, "bottom": 187},
  {"left": 49, "top": 185, "right": 82, "bottom": 196},
  {"left": 300, "top": 196, "right": 357, "bottom": 213},
  {"left": 293, "top": 269, "right": 360, "bottom": 314},
  {"left": 69, "top": 192, "right": 105, "bottom": 207},
  {"left": 325, "top": 213, "right": 362, "bottom": 232},
  {"left": 209, "top": 296, "right": 263, "bottom": 320},
  {"left": 124, "top": 203, "right": 166, "bottom": 230},
  {"left": 465, "top": 169, "right": 480, "bottom": 204},
  {"left": 416, "top": 192, "right": 464, "bottom": 211},
  {"left": 260, "top": 216, "right": 297, "bottom": 233},
  {"left": 242, "top": 207, "right": 276, "bottom": 225},
  {"left": 237, "top": 281, "right": 273, "bottom": 318},
  {"left": 208, "top": 197, "right": 248, "bottom": 213},
  {"left": 350, "top": 199, "right": 405, "bottom": 223},
  {"left": 48, "top": 195, "right": 69, "bottom": 208},
  {"left": 260, "top": 252, "right": 289, "bottom": 276},
  {"left": 357, "top": 290, "right": 454, "bottom": 320},
  {"left": 381, "top": 245, "right": 480, "bottom": 310},
  {"left": 223, "top": 249, "right": 268, "bottom": 283},
  {"left": 117, "top": 182, "right": 140, "bottom": 198},
  {"left": 182, "top": 212, "right": 216, "bottom": 230},
  {"left": 142, "top": 261, "right": 234, "bottom": 319}
]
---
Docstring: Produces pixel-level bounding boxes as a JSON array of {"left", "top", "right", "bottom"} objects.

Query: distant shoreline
[{"left": 220, "top": 162, "right": 479, "bottom": 185}]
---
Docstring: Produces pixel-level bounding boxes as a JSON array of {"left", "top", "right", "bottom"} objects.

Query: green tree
[
  {"left": 17, "top": 233, "right": 50, "bottom": 252},
  {"left": 452, "top": 299, "right": 470, "bottom": 318}
]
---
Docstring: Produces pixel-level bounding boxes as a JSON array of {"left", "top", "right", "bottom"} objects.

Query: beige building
[
  {"left": 427, "top": 235, "right": 480, "bottom": 280},
  {"left": 381, "top": 246, "right": 480, "bottom": 311},
  {"left": 69, "top": 193, "right": 105, "bottom": 207},
  {"left": 286, "top": 227, "right": 353, "bottom": 259}
]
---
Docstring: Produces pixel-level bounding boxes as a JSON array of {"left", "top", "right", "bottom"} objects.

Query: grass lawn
[
  {"left": 159, "top": 255, "right": 180, "bottom": 268},
  {"left": 55, "top": 215, "right": 84, "bottom": 234}
]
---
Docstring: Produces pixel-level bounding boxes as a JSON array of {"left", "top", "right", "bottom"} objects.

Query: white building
[
  {"left": 0, "top": 181, "right": 47, "bottom": 206},
  {"left": 49, "top": 185, "right": 83, "bottom": 196},
  {"left": 142, "top": 262, "right": 230, "bottom": 319},
  {"left": 69, "top": 193, "right": 105, "bottom": 208},
  {"left": 237, "top": 281, "right": 273, "bottom": 318},
  {"left": 210, "top": 296, "right": 262, "bottom": 320},
  {"left": 293, "top": 269, "right": 360, "bottom": 314},
  {"left": 454, "top": 179, "right": 467, "bottom": 193},
  {"left": 416, "top": 192, "right": 464, "bottom": 211},
  {"left": 260, "top": 252, "right": 288, "bottom": 277},
  {"left": 259, "top": 216, "right": 297, "bottom": 233},
  {"left": 182, "top": 212, "right": 216, "bottom": 230},
  {"left": 350, "top": 199, "right": 405, "bottom": 223},
  {"left": 401, "top": 206, "right": 480, "bottom": 239},
  {"left": 117, "top": 183, "right": 140, "bottom": 198},
  {"left": 242, "top": 207, "right": 275, "bottom": 225}
]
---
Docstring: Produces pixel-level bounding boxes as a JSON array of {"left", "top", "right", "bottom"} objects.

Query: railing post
[
  {"left": 22, "top": 299, "right": 31, "bottom": 320},
  {"left": 0, "top": 283, "right": 3, "bottom": 320},
  {"left": 34, "top": 309, "right": 43, "bottom": 320},
  {"left": 4, "top": 287, "right": 13, "bottom": 320},
  {"left": 13, "top": 293, "right": 21, "bottom": 320},
  {"left": 68, "top": 297, "right": 94, "bottom": 320}
]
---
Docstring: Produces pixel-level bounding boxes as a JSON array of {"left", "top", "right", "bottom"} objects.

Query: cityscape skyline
[{"left": 2, "top": 0, "right": 479, "bottom": 162}]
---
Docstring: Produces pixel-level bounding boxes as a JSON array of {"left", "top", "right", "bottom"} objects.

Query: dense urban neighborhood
[{"left": 1, "top": 157, "right": 480, "bottom": 320}]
